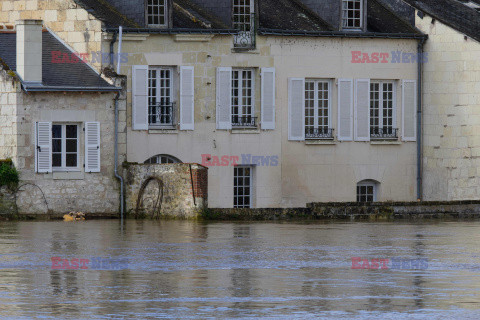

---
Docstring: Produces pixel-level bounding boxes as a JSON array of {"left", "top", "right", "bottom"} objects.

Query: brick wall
[{"left": 192, "top": 167, "right": 208, "bottom": 200}]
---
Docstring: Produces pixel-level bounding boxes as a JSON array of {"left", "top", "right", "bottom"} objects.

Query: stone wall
[
  {"left": 0, "top": 71, "right": 20, "bottom": 162},
  {"left": 416, "top": 14, "right": 480, "bottom": 200},
  {"left": 125, "top": 163, "right": 208, "bottom": 218}
]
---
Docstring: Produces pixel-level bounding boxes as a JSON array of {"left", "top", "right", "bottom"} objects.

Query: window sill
[
  {"left": 305, "top": 140, "right": 337, "bottom": 145},
  {"left": 53, "top": 171, "right": 85, "bottom": 180},
  {"left": 231, "top": 128, "right": 260, "bottom": 134},
  {"left": 231, "top": 48, "right": 259, "bottom": 54},
  {"left": 370, "top": 140, "right": 402, "bottom": 145},
  {"left": 148, "top": 128, "right": 179, "bottom": 134}
]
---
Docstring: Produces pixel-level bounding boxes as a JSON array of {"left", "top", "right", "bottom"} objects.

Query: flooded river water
[{"left": 1, "top": 220, "right": 480, "bottom": 319}]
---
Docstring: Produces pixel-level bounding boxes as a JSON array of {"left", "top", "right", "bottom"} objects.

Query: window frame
[
  {"left": 231, "top": 68, "right": 256, "bottom": 127},
  {"left": 146, "top": 0, "right": 168, "bottom": 28},
  {"left": 357, "top": 181, "right": 377, "bottom": 202},
  {"left": 144, "top": 154, "right": 182, "bottom": 164},
  {"left": 305, "top": 79, "right": 333, "bottom": 139},
  {"left": 148, "top": 66, "right": 176, "bottom": 129},
  {"left": 341, "top": 0, "right": 364, "bottom": 30},
  {"left": 51, "top": 123, "right": 80, "bottom": 172},
  {"left": 370, "top": 80, "right": 397, "bottom": 138},
  {"left": 234, "top": 165, "right": 253, "bottom": 209},
  {"left": 232, "top": 0, "right": 254, "bottom": 31}
]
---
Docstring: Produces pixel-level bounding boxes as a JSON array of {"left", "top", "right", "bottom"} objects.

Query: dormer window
[
  {"left": 146, "top": 0, "right": 167, "bottom": 27},
  {"left": 342, "top": 0, "right": 363, "bottom": 30},
  {"left": 233, "top": 0, "right": 256, "bottom": 49}
]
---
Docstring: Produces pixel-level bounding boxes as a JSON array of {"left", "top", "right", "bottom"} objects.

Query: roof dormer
[
  {"left": 146, "top": 0, "right": 170, "bottom": 28},
  {"left": 341, "top": 0, "right": 367, "bottom": 32}
]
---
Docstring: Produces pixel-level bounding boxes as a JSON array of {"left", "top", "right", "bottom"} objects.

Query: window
[
  {"left": 146, "top": 0, "right": 167, "bottom": 27},
  {"left": 234, "top": 166, "right": 253, "bottom": 208},
  {"left": 148, "top": 67, "right": 175, "bottom": 128},
  {"left": 145, "top": 154, "right": 182, "bottom": 164},
  {"left": 357, "top": 181, "right": 377, "bottom": 202},
  {"left": 305, "top": 79, "right": 333, "bottom": 139},
  {"left": 232, "top": 69, "right": 256, "bottom": 127},
  {"left": 52, "top": 124, "right": 79, "bottom": 171},
  {"left": 233, "top": 0, "right": 255, "bottom": 48},
  {"left": 370, "top": 81, "right": 397, "bottom": 139},
  {"left": 342, "top": 0, "right": 363, "bottom": 29}
]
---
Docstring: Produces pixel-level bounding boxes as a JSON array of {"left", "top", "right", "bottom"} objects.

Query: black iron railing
[
  {"left": 305, "top": 128, "right": 335, "bottom": 140},
  {"left": 232, "top": 115, "right": 257, "bottom": 128},
  {"left": 370, "top": 127, "right": 398, "bottom": 140},
  {"left": 233, "top": 13, "right": 256, "bottom": 49},
  {"left": 149, "top": 102, "right": 176, "bottom": 128}
]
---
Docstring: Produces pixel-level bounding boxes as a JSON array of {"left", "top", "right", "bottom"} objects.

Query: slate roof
[
  {"left": 0, "top": 31, "right": 118, "bottom": 92},
  {"left": 368, "top": 0, "right": 419, "bottom": 33},
  {"left": 73, "top": 0, "right": 140, "bottom": 28},
  {"left": 402, "top": 0, "right": 480, "bottom": 42},
  {"left": 173, "top": 0, "right": 230, "bottom": 29}
]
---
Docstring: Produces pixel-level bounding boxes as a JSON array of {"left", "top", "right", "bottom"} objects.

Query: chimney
[{"left": 16, "top": 20, "right": 43, "bottom": 83}]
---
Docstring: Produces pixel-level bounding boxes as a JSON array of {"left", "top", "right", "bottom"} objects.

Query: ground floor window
[
  {"left": 234, "top": 166, "right": 253, "bottom": 208},
  {"left": 144, "top": 154, "right": 182, "bottom": 164},
  {"left": 52, "top": 124, "right": 79, "bottom": 170},
  {"left": 357, "top": 180, "right": 377, "bottom": 202},
  {"left": 148, "top": 67, "right": 175, "bottom": 128}
]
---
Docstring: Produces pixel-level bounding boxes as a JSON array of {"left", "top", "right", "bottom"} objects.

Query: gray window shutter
[
  {"left": 216, "top": 67, "right": 232, "bottom": 130},
  {"left": 402, "top": 80, "right": 417, "bottom": 141},
  {"left": 35, "top": 122, "right": 52, "bottom": 173},
  {"left": 338, "top": 79, "right": 354, "bottom": 141},
  {"left": 132, "top": 65, "right": 148, "bottom": 130},
  {"left": 288, "top": 77, "right": 305, "bottom": 141},
  {"left": 354, "top": 79, "right": 371, "bottom": 141},
  {"left": 261, "top": 67, "right": 276, "bottom": 130},
  {"left": 85, "top": 122, "right": 101, "bottom": 173},
  {"left": 180, "top": 66, "right": 195, "bottom": 130}
]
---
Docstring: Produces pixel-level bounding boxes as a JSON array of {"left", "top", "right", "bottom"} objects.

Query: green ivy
[{"left": 0, "top": 161, "right": 19, "bottom": 189}]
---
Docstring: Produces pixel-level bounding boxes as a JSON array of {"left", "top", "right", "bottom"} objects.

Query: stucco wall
[
  {"left": 114, "top": 33, "right": 418, "bottom": 208},
  {"left": 416, "top": 14, "right": 480, "bottom": 201}
]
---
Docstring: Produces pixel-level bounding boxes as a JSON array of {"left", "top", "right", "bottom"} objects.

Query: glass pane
[
  {"left": 52, "top": 139, "right": 62, "bottom": 153},
  {"left": 66, "top": 140, "right": 77, "bottom": 153},
  {"left": 52, "top": 154, "right": 61, "bottom": 167},
  {"left": 52, "top": 125, "right": 62, "bottom": 139},
  {"left": 66, "top": 154, "right": 77, "bottom": 167},
  {"left": 66, "top": 125, "right": 77, "bottom": 138}
]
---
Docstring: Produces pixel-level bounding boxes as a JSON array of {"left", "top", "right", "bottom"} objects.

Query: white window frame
[
  {"left": 232, "top": 68, "right": 255, "bottom": 126},
  {"left": 145, "top": 154, "right": 182, "bottom": 164},
  {"left": 370, "top": 80, "right": 396, "bottom": 137},
  {"left": 234, "top": 165, "right": 253, "bottom": 209},
  {"left": 357, "top": 181, "right": 377, "bottom": 202},
  {"left": 305, "top": 79, "right": 332, "bottom": 139},
  {"left": 233, "top": 0, "right": 254, "bottom": 31},
  {"left": 148, "top": 66, "right": 175, "bottom": 128},
  {"left": 342, "top": 0, "right": 363, "bottom": 30},
  {"left": 51, "top": 123, "right": 80, "bottom": 172},
  {"left": 146, "top": 0, "right": 168, "bottom": 28}
]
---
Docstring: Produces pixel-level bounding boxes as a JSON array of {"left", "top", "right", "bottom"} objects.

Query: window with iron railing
[
  {"left": 370, "top": 81, "right": 397, "bottom": 140},
  {"left": 305, "top": 79, "right": 334, "bottom": 140},
  {"left": 233, "top": 0, "right": 256, "bottom": 49},
  {"left": 232, "top": 69, "right": 256, "bottom": 128},
  {"left": 148, "top": 67, "right": 176, "bottom": 128}
]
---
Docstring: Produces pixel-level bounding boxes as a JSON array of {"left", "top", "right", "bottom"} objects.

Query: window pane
[
  {"left": 53, "top": 154, "right": 61, "bottom": 167},
  {"left": 66, "top": 125, "right": 77, "bottom": 138},
  {"left": 66, "top": 154, "right": 77, "bottom": 167},
  {"left": 52, "top": 139, "right": 62, "bottom": 153},
  {"left": 66, "top": 139, "right": 77, "bottom": 153},
  {"left": 52, "top": 125, "right": 62, "bottom": 139}
]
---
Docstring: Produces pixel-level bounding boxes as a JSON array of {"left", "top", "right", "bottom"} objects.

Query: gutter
[
  {"left": 417, "top": 37, "right": 427, "bottom": 201},
  {"left": 105, "top": 27, "right": 238, "bottom": 35},
  {"left": 114, "top": 92, "right": 125, "bottom": 221},
  {"left": 258, "top": 28, "right": 428, "bottom": 40},
  {"left": 22, "top": 86, "right": 122, "bottom": 92}
]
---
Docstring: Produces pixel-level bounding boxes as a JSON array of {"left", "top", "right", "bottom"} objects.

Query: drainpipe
[
  {"left": 116, "top": 26, "right": 123, "bottom": 74},
  {"left": 417, "top": 37, "right": 426, "bottom": 201},
  {"left": 110, "top": 30, "right": 118, "bottom": 68},
  {"left": 114, "top": 93, "right": 124, "bottom": 221}
]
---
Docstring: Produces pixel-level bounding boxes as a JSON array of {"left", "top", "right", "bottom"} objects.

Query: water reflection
[{"left": 0, "top": 220, "right": 480, "bottom": 318}]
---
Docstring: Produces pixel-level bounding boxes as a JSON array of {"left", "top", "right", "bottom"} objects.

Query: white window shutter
[
  {"left": 288, "top": 78, "right": 305, "bottom": 141},
  {"left": 402, "top": 80, "right": 417, "bottom": 141},
  {"left": 338, "top": 79, "right": 354, "bottom": 141},
  {"left": 85, "top": 122, "right": 101, "bottom": 173},
  {"left": 35, "top": 122, "right": 52, "bottom": 173},
  {"left": 180, "top": 66, "right": 195, "bottom": 130},
  {"left": 216, "top": 67, "right": 232, "bottom": 130},
  {"left": 261, "top": 68, "right": 276, "bottom": 130},
  {"left": 354, "top": 79, "right": 371, "bottom": 141},
  {"left": 132, "top": 65, "right": 148, "bottom": 130}
]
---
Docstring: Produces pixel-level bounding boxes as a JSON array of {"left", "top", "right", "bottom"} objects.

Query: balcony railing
[
  {"left": 232, "top": 115, "right": 257, "bottom": 128},
  {"left": 233, "top": 13, "right": 256, "bottom": 49},
  {"left": 148, "top": 102, "right": 176, "bottom": 128},
  {"left": 305, "top": 128, "right": 335, "bottom": 140},
  {"left": 370, "top": 127, "right": 398, "bottom": 140}
]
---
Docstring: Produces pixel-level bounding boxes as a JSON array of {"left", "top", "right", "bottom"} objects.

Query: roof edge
[{"left": 258, "top": 28, "right": 428, "bottom": 39}]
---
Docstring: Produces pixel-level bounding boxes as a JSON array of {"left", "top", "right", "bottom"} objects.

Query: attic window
[
  {"left": 146, "top": 0, "right": 167, "bottom": 27},
  {"left": 342, "top": 0, "right": 363, "bottom": 29}
]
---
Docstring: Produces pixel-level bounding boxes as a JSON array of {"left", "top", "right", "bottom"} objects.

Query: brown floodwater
[{"left": 0, "top": 220, "right": 480, "bottom": 319}]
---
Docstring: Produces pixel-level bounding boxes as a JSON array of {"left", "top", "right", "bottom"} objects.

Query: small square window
[{"left": 51, "top": 124, "right": 79, "bottom": 171}]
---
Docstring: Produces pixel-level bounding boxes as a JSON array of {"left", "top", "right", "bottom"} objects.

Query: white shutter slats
[
  {"left": 132, "top": 65, "right": 148, "bottom": 130},
  {"left": 216, "top": 67, "right": 232, "bottom": 130},
  {"left": 261, "top": 68, "right": 276, "bottom": 130},
  {"left": 180, "top": 66, "right": 195, "bottom": 130},
  {"left": 402, "top": 80, "right": 417, "bottom": 141},
  {"left": 355, "top": 79, "right": 371, "bottom": 141},
  {"left": 338, "top": 79, "right": 354, "bottom": 141},
  {"left": 288, "top": 78, "right": 305, "bottom": 141},
  {"left": 85, "top": 122, "right": 101, "bottom": 173},
  {"left": 36, "top": 122, "right": 52, "bottom": 173}
]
